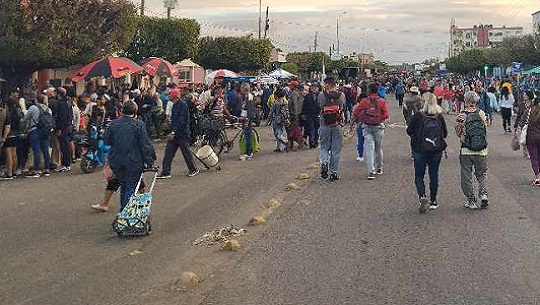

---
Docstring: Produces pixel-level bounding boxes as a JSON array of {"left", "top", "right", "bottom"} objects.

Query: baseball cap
[{"left": 168, "top": 89, "right": 181, "bottom": 99}]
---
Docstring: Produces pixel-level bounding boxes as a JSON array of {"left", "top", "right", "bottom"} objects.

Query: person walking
[
  {"left": 514, "top": 90, "right": 534, "bottom": 159},
  {"left": 455, "top": 91, "right": 490, "bottom": 210},
  {"left": 353, "top": 83, "right": 368, "bottom": 162},
  {"left": 526, "top": 96, "right": 540, "bottom": 186},
  {"left": 499, "top": 86, "right": 514, "bottom": 134},
  {"left": 268, "top": 89, "right": 290, "bottom": 152},
  {"left": 318, "top": 77, "right": 346, "bottom": 181},
  {"left": 353, "top": 83, "right": 390, "bottom": 180},
  {"left": 104, "top": 101, "right": 156, "bottom": 211},
  {"left": 301, "top": 83, "right": 321, "bottom": 149},
  {"left": 407, "top": 93, "right": 448, "bottom": 213},
  {"left": 238, "top": 83, "right": 257, "bottom": 160},
  {"left": 395, "top": 81, "right": 405, "bottom": 107},
  {"left": 157, "top": 88, "right": 199, "bottom": 179}
]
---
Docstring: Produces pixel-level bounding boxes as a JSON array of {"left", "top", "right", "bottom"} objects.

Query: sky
[{"left": 141, "top": 0, "right": 540, "bottom": 64}]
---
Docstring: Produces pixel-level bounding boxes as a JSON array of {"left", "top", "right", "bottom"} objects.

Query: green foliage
[
  {"left": 328, "top": 58, "right": 358, "bottom": 72},
  {"left": 281, "top": 62, "right": 299, "bottom": 75},
  {"left": 196, "top": 36, "right": 273, "bottom": 72},
  {"left": 0, "top": 0, "right": 137, "bottom": 85},
  {"left": 286, "top": 52, "right": 330, "bottom": 75},
  {"left": 445, "top": 49, "right": 486, "bottom": 74},
  {"left": 124, "top": 17, "right": 200, "bottom": 64}
]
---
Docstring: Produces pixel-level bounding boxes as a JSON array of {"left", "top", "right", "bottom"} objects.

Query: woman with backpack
[
  {"left": 406, "top": 93, "right": 448, "bottom": 213},
  {"left": 23, "top": 94, "right": 53, "bottom": 178},
  {"left": 455, "top": 91, "right": 490, "bottom": 210},
  {"left": 525, "top": 97, "right": 540, "bottom": 186},
  {"left": 500, "top": 86, "right": 514, "bottom": 134}
]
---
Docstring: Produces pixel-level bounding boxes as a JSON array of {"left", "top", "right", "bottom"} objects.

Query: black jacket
[
  {"left": 406, "top": 112, "right": 448, "bottom": 153},
  {"left": 56, "top": 97, "right": 73, "bottom": 130},
  {"left": 301, "top": 92, "right": 321, "bottom": 116},
  {"left": 105, "top": 116, "right": 156, "bottom": 170}
]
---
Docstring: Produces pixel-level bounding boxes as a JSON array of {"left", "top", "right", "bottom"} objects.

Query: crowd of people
[{"left": 1, "top": 71, "right": 539, "bottom": 215}]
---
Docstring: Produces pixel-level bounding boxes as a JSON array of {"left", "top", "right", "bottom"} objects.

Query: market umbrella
[
  {"left": 268, "top": 68, "right": 296, "bottom": 79},
  {"left": 140, "top": 57, "right": 179, "bottom": 77},
  {"left": 204, "top": 69, "right": 238, "bottom": 85},
  {"left": 72, "top": 56, "right": 142, "bottom": 82}
]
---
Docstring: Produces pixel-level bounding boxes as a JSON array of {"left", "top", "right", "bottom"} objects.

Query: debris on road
[
  {"left": 297, "top": 173, "right": 310, "bottom": 180},
  {"left": 193, "top": 225, "right": 247, "bottom": 246},
  {"left": 307, "top": 162, "right": 319, "bottom": 170},
  {"left": 285, "top": 183, "right": 301, "bottom": 191},
  {"left": 248, "top": 216, "right": 267, "bottom": 226},
  {"left": 181, "top": 272, "right": 200, "bottom": 286},
  {"left": 127, "top": 249, "right": 143, "bottom": 257},
  {"left": 265, "top": 199, "right": 281, "bottom": 209},
  {"left": 221, "top": 239, "right": 241, "bottom": 251}
]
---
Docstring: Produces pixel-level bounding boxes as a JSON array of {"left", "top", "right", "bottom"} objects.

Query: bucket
[{"left": 196, "top": 145, "right": 219, "bottom": 168}]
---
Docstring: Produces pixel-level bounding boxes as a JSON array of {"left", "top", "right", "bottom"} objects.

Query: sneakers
[
  {"left": 329, "top": 173, "right": 340, "bottom": 181},
  {"left": 26, "top": 171, "right": 41, "bottom": 178},
  {"left": 376, "top": 168, "right": 383, "bottom": 175},
  {"left": 56, "top": 166, "right": 71, "bottom": 173},
  {"left": 418, "top": 197, "right": 428, "bottom": 214},
  {"left": 356, "top": 157, "right": 364, "bottom": 162},
  {"left": 41, "top": 171, "right": 51, "bottom": 177},
  {"left": 320, "top": 163, "right": 329, "bottom": 179},
  {"left": 239, "top": 154, "right": 252, "bottom": 161},
  {"left": 187, "top": 168, "right": 200, "bottom": 177},
  {"left": 156, "top": 173, "right": 172, "bottom": 179},
  {"left": 0, "top": 175, "right": 14, "bottom": 181},
  {"left": 367, "top": 172, "right": 376, "bottom": 180},
  {"left": 480, "top": 194, "right": 489, "bottom": 209},
  {"left": 464, "top": 199, "right": 479, "bottom": 210},
  {"left": 429, "top": 201, "right": 439, "bottom": 210}
]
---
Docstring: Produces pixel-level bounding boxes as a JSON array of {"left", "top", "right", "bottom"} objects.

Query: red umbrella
[
  {"left": 140, "top": 57, "right": 179, "bottom": 77},
  {"left": 72, "top": 56, "right": 142, "bottom": 82}
]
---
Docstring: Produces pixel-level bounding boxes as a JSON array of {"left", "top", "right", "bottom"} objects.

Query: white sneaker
[
  {"left": 464, "top": 200, "right": 479, "bottom": 210},
  {"left": 356, "top": 157, "right": 364, "bottom": 162},
  {"left": 239, "top": 155, "right": 247, "bottom": 161}
]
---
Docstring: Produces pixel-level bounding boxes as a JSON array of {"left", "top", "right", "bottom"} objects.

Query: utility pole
[
  {"left": 258, "top": 0, "right": 262, "bottom": 39},
  {"left": 163, "top": 0, "right": 179, "bottom": 19},
  {"left": 264, "top": 6, "right": 269, "bottom": 39},
  {"left": 314, "top": 31, "right": 318, "bottom": 52},
  {"left": 336, "top": 17, "right": 340, "bottom": 56},
  {"left": 140, "top": 0, "right": 145, "bottom": 16}
]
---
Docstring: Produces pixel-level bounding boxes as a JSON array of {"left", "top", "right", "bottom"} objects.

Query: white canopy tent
[{"left": 268, "top": 69, "right": 296, "bottom": 79}]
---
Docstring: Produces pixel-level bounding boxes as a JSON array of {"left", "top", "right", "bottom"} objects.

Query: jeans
[
  {"left": 244, "top": 123, "right": 253, "bottom": 155},
  {"left": 356, "top": 125, "right": 364, "bottom": 158},
  {"left": 304, "top": 115, "right": 320, "bottom": 148},
  {"left": 59, "top": 127, "right": 73, "bottom": 167},
  {"left": 459, "top": 154, "right": 488, "bottom": 201},
  {"left": 29, "top": 130, "right": 51, "bottom": 171},
  {"left": 272, "top": 124, "right": 288, "bottom": 151},
  {"left": 162, "top": 137, "right": 197, "bottom": 175},
  {"left": 319, "top": 125, "right": 343, "bottom": 173},
  {"left": 111, "top": 163, "right": 142, "bottom": 211},
  {"left": 413, "top": 152, "right": 442, "bottom": 202},
  {"left": 526, "top": 137, "right": 540, "bottom": 176},
  {"left": 363, "top": 124, "right": 385, "bottom": 173}
]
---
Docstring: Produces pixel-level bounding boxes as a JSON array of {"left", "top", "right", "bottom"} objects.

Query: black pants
[
  {"left": 161, "top": 137, "right": 196, "bottom": 175},
  {"left": 396, "top": 94, "right": 404, "bottom": 106},
  {"left": 501, "top": 107, "right": 512, "bottom": 131},
  {"left": 59, "top": 127, "right": 73, "bottom": 167},
  {"left": 303, "top": 115, "right": 320, "bottom": 148}
]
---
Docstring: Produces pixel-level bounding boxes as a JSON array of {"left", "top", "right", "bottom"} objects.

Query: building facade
[
  {"left": 533, "top": 11, "right": 540, "bottom": 27},
  {"left": 449, "top": 19, "right": 523, "bottom": 57}
]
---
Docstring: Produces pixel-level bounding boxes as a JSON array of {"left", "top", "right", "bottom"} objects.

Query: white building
[{"left": 533, "top": 11, "right": 540, "bottom": 27}]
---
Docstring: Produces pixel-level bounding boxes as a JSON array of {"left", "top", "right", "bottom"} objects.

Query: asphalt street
[{"left": 2, "top": 98, "right": 540, "bottom": 305}]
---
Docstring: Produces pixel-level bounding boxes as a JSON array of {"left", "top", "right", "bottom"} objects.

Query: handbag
[{"left": 519, "top": 108, "right": 532, "bottom": 146}]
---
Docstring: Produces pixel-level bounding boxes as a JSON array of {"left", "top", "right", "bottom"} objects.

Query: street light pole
[
  {"left": 163, "top": 0, "right": 179, "bottom": 19},
  {"left": 336, "top": 11, "right": 347, "bottom": 59}
]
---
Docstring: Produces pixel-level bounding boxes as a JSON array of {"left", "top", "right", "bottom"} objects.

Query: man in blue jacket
[
  {"left": 157, "top": 88, "right": 199, "bottom": 179},
  {"left": 105, "top": 100, "right": 156, "bottom": 211}
]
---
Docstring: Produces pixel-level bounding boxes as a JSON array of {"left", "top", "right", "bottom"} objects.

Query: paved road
[{"left": 2, "top": 99, "right": 540, "bottom": 305}]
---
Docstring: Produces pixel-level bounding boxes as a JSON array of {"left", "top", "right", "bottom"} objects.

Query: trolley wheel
[
  {"left": 145, "top": 216, "right": 152, "bottom": 236},
  {"left": 80, "top": 157, "right": 95, "bottom": 174}
]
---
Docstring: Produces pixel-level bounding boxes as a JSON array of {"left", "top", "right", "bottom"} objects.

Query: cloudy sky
[{"left": 142, "top": 0, "right": 539, "bottom": 64}]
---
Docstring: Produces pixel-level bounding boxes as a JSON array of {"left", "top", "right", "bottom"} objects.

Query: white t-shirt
[{"left": 500, "top": 93, "right": 514, "bottom": 109}]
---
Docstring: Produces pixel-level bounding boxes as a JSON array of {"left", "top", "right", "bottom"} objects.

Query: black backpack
[
  {"left": 37, "top": 105, "right": 55, "bottom": 136},
  {"left": 463, "top": 110, "right": 487, "bottom": 151},
  {"left": 418, "top": 115, "right": 445, "bottom": 153}
]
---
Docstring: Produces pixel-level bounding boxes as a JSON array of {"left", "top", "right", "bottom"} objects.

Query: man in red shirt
[{"left": 353, "top": 83, "right": 390, "bottom": 180}]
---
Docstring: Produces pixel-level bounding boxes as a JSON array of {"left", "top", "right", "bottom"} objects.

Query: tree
[
  {"left": 281, "top": 62, "right": 299, "bottom": 75},
  {"left": 0, "top": 0, "right": 138, "bottom": 87},
  {"left": 286, "top": 52, "right": 330, "bottom": 75},
  {"left": 196, "top": 36, "right": 273, "bottom": 73},
  {"left": 124, "top": 17, "right": 200, "bottom": 64}
]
